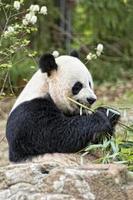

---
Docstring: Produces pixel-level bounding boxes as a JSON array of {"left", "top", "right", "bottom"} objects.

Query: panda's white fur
[
  {"left": 11, "top": 70, "right": 48, "bottom": 113},
  {"left": 11, "top": 55, "right": 96, "bottom": 114}
]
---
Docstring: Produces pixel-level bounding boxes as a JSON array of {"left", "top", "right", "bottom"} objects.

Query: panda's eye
[
  {"left": 72, "top": 81, "right": 83, "bottom": 95},
  {"left": 89, "top": 81, "right": 92, "bottom": 88}
]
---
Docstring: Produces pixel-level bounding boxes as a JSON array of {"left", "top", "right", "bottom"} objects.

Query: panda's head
[{"left": 39, "top": 52, "right": 97, "bottom": 114}]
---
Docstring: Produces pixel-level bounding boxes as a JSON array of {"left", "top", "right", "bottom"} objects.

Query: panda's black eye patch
[
  {"left": 72, "top": 82, "right": 83, "bottom": 95},
  {"left": 89, "top": 81, "right": 92, "bottom": 88}
]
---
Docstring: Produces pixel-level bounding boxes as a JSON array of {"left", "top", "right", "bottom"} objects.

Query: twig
[
  {"left": 2, "top": 5, "right": 8, "bottom": 21},
  {"left": 9, "top": 11, "right": 27, "bottom": 19},
  {"left": 0, "top": 5, "right": 11, "bottom": 44},
  {"left": 8, "top": 72, "right": 15, "bottom": 95},
  {"left": 118, "top": 121, "right": 133, "bottom": 131},
  {"left": 0, "top": 136, "right": 6, "bottom": 143},
  {"left": 0, "top": 71, "right": 9, "bottom": 95},
  {"left": 22, "top": 47, "right": 37, "bottom": 66}
]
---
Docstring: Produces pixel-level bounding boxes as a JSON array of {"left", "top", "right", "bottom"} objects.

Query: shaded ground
[{"left": 0, "top": 82, "right": 132, "bottom": 167}]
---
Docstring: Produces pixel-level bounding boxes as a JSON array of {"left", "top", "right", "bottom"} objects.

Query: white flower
[
  {"left": 4, "top": 26, "right": 14, "bottom": 37},
  {"left": 29, "top": 5, "right": 34, "bottom": 12},
  {"left": 96, "top": 51, "right": 101, "bottom": 57},
  {"left": 86, "top": 53, "right": 97, "bottom": 61},
  {"left": 25, "top": 13, "right": 32, "bottom": 22},
  {"left": 86, "top": 53, "right": 93, "bottom": 61},
  {"left": 22, "top": 18, "right": 28, "bottom": 26},
  {"left": 52, "top": 50, "right": 59, "bottom": 58},
  {"left": 40, "top": 6, "right": 47, "bottom": 15},
  {"left": 7, "top": 26, "right": 15, "bottom": 33},
  {"left": 96, "top": 43, "right": 103, "bottom": 53},
  {"left": 91, "top": 54, "right": 97, "bottom": 59},
  {"left": 4, "top": 31, "right": 9, "bottom": 37},
  {"left": 30, "top": 4, "right": 40, "bottom": 12},
  {"left": 30, "top": 15, "right": 37, "bottom": 24},
  {"left": 14, "top": 1, "right": 20, "bottom": 10},
  {"left": 25, "top": 12, "right": 37, "bottom": 24},
  {"left": 34, "top": 5, "right": 40, "bottom": 12}
]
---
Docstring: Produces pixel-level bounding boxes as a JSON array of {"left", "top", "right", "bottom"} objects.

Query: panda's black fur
[
  {"left": 6, "top": 53, "right": 120, "bottom": 162},
  {"left": 39, "top": 53, "right": 58, "bottom": 76}
]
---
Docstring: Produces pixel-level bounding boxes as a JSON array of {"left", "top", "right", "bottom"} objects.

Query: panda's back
[
  {"left": 6, "top": 96, "right": 62, "bottom": 162},
  {"left": 7, "top": 96, "right": 60, "bottom": 134}
]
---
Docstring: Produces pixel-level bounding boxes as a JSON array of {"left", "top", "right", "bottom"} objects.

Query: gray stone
[{"left": 0, "top": 157, "right": 132, "bottom": 200}]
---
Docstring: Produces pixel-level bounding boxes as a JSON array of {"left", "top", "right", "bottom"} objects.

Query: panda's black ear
[
  {"left": 39, "top": 54, "right": 58, "bottom": 76},
  {"left": 70, "top": 50, "right": 79, "bottom": 59}
]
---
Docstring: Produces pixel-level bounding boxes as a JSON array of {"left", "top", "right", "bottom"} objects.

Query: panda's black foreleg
[{"left": 47, "top": 109, "right": 117, "bottom": 153}]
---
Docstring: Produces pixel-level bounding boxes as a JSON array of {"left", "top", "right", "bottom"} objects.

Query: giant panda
[{"left": 6, "top": 52, "right": 120, "bottom": 162}]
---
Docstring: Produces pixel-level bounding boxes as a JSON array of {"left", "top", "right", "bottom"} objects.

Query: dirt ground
[
  {"left": 0, "top": 97, "right": 15, "bottom": 166},
  {"left": 0, "top": 82, "right": 133, "bottom": 167}
]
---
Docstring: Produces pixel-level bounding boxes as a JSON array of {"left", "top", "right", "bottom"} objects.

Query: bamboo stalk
[
  {"left": 67, "top": 97, "right": 133, "bottom": 132},
  {"left": 67, "top": 97, "right": 94, "bottom": 112},
  {"left": 118, "top": 121, "right": 133, "bottom": 131}
]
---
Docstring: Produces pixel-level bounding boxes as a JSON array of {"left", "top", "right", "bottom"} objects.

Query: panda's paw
[{"left": 96, "top": 106, "right": 121, "bottom": 127}]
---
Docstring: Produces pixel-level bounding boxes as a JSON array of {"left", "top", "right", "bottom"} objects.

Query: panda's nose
[{"left": 87, "top": 97, "right": 96, "bottom": 105}]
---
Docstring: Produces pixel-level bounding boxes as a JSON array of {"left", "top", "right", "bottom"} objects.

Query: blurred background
[{"left": 0, "top": 0, "right": 133, "bottom": 95}]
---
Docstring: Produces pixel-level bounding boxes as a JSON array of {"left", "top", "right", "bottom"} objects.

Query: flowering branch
[
  {"left": 86, "top": 43, "right": 104, "bottom": 62},
  {"left": 0, "top": 1, "right": 48, "bottom": 95}
]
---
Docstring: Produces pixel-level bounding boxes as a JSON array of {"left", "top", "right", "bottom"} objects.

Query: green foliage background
[
  {"left": 73, "top": 0, "right": 133, "bottom": 83},
  {"left": 23, "top": 0, "right": 133, "bottom": 82},
  {"left": 0, "top": 0, "right": 133, "bottom": 93}
]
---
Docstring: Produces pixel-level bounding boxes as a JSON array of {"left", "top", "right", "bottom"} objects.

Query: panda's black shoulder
[{"left": 9, "top": 94, "right": 60, "bottom": 119}]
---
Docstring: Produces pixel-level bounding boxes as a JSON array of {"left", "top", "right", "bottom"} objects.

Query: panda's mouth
[
  {"left": 67, "top": 97, "right": 93, "bottom": 115},
  {"left": 66, "top": 103, "right": 91, "bottom": 116},
  {"left": 72, "top": 100, "right": 92, "bottom": 115}
]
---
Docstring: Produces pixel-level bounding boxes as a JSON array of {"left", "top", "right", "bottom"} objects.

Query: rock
[{"left": 0, "top": 158, "right": 132, "bottom": 200}]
